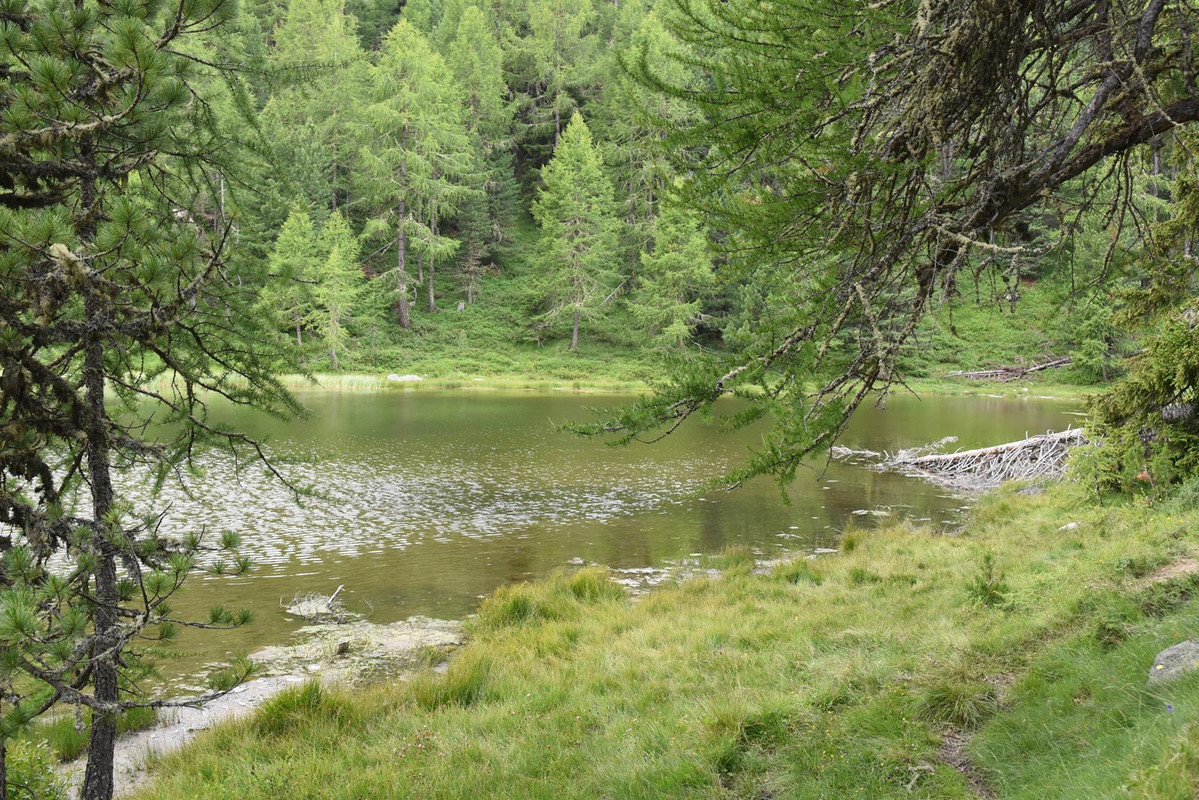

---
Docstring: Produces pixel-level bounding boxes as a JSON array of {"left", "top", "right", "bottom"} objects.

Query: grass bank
[
  {"left": 286, "top": 371, "right": 1094, "bottom": 401},
  {"left": 135, "top": 483, "right": 1199, "bottom": 798}
]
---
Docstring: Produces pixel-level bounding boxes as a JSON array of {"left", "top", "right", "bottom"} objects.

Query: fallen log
[
  {"left": 944, "top": 356, "right": 1072, "bottom": 382},
  {"left": 832, "top": 428, "right": 1086, "bottom": 492}
]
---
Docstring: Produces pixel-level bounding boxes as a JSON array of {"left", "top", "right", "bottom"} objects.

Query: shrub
[{"left": 4, "top": 739, "right": 68, "bottom": 800}]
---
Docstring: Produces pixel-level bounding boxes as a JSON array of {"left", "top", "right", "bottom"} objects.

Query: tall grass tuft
[
  {"left": 473, "top": 566, "right": 624, "bottom": 630},
  {"left": 911, "top": 676, "right": 1000, "bottom": 729},
  {"left": 773, "top": 560, "right": 824, "bottom": 586},
  {"left": 410, "top": 651, "right": 492, "bottom": 711}
]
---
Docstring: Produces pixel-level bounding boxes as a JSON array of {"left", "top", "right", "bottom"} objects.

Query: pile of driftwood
[
  {"left": 832, "top": 429, "right": 1086, "bottom": 492},
  {"left": 944, "top": 356, "right": 1071, "bottom": 382}
]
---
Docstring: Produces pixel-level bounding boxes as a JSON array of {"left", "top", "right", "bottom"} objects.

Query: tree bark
[
  {"left": 570, "top": 308, "right": 580, "bottom": 351},
  {"left": 396, "top": 214, "right": 410, "bottom": 329},
  {"left": 396, "top": 135, "right": 411, "bottom": 330},
  {"left": 426, "top": 215, "right": 437, "bottom": 313},
  {"left": 73, "top": 133, "right": 119, "bottom": 800},
  {"left": 80, "top": 294, "right": 119, "bottom": 800}
]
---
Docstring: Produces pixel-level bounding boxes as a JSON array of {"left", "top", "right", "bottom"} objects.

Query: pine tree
[
  {"left": 357, "top": 20, "right": 475, "bottom": 324},
  {"left": 633, "top": 201, "right": 715, "bottom": 350},
  {"left": 309, "top": 213, "right": 363, "bottom": 370},
  {"left": 0, "top": 0, "right": 299, "bottom": 797},
  {"left": 531, "top": 113, "right": 620, "bottom": 350}
]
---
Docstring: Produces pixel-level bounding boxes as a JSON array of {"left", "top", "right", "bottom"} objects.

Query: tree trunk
[
  {"left": 74, "top": 134, "right": 119, "bottom": 800},
  {"left": 570, "top": 308, "right": 580, "bottom": 351},
  {"left": 80, "top": 296, "right": 119, "bottom": 800},
  {"left": 396, "top": 136, "right": 411, "bottom": 330},
  {"left": 426, "top": 216, "right": 437, "bottom": 313},
  {"left": 397, "top": 218, "right": 410, "bottom": 330},
  {"left": 330, "top": 347, "right": 339, "bottom": 370}
]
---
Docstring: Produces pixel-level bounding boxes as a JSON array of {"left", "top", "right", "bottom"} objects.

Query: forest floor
[{"left": 131, "top": 482, "right": 1199, "bottom": 799}]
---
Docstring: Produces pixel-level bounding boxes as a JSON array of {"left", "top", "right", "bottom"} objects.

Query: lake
[{"left": 134, "top": 390, "right": 1080, "bottom": 683}]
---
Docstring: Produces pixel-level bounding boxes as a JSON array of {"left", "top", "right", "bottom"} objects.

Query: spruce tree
[
  {"left": 531, "top": 113, "right": 620, "bottom": 350},
  {"left": 0, "top": 0, "right": 300, "bottom": 797}
]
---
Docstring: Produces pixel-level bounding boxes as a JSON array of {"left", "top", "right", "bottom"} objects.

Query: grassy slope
[{"left": 137, "top": 484, "right": 1199, "bottom": 799}]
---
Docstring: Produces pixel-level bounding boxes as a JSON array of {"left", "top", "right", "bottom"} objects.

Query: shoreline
[
  {"left": 131, "top": 485, "right": 1199, "bottom": 799},
  {"left": 277, "top": 370, "right": 1097, "bottom": 403}
]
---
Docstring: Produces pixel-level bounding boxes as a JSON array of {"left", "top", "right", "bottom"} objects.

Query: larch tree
[
  {"left": 309, "top": 213, "right": 363, "bottom": 370},
  {"left": 0, "top": 0, "right": 302, "bottom": 796},
  {"left": 270, "top": 0, "right": 368, "bottom": 213},
  {"left": 587, "top": 0, "right": 1199, "bottom": 487},
  {"left": 632, "top": 200, "right": 714, "bottom": 351},
  {"left": 263, "top": 206, "right": 321, "bottom": 348},
  {"left": 531, "top": 113, "right": 620, "bottom": 351},
  {"left": 592, "top": 9, "right": 695, "bottom": 267},
  {"left": 446, "top": 5, "right": 515, "bottom": 304},
  {"left": 357, "top": 20, "right": 473, "bottom": 325},
  {"left": 523, "top": 0, "right": 596, "bottom": 160}
]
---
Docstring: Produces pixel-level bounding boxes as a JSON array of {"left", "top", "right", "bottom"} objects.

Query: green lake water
[{"left": 134, "top": 390, "right": 1080, "bottom": 682}]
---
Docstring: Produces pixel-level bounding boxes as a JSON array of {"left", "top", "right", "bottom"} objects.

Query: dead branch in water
[
  {"left": 944, "top": 356, "right": 1072, "bottom": 382},
  {"left": 832, "top": 429, "right": 1086, "bottom": 492}
]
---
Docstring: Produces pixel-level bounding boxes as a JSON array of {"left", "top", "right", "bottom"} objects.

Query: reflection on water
[{"left": 123, "top": 391, "right": 1078, "bottom": 681}]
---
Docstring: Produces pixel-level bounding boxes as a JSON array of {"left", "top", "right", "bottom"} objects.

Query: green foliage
[
  {"left": 1070, "top": 299, "right": 1122, "bottom": 384},
  {"left": 3, "top": 739, "right": 67, "bottom": 800},
  {"left": 1084, "top": 295, "right": 1199, "bottom": 493},
  {"left": 531, "top": 113, "right": 621, "bottom": 350},
  {"left": 308, "top": 212, "right": 364, "bottom": 369},
  {"left": 631, "top": 199, "right": 714, "bottom": 351},
  {"left": 965, "top": 553, "right": 1010, "bottom": 608}
]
